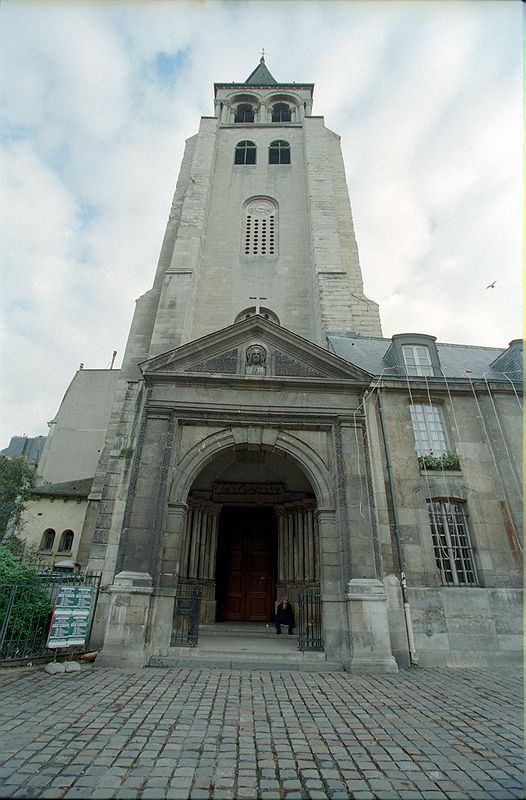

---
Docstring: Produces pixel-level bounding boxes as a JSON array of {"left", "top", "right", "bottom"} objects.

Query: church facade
[{"left": 78, "top": 60, "right": 522, "bottom": 671}]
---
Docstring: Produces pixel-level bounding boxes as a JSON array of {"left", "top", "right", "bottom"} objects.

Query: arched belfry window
[
  {"left": 272, "top": 103, "right": 291, "bottom": 122},
  {"left": 269, "top": 140, "right": 290, "bottom": 164},
  {"left": 235, "top": 141, "right": 256, "bottom": 165},
  {"left": 243, "top": 198, "right": 277, "bottom": 256},
  {"left": 235, "top": 103, "right": 254, "bottom": 123}
]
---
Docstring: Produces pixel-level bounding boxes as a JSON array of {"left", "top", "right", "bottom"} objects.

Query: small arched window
[
  {"left": 59, "top": 530, "right": 74, "bottom": 553},
  {"left": 40, "top": 529, "right": 56, "bottom": 552},
  {"left": 234, "top": 103, "right": 254, "bottom": 123},
  {"left": 272, "top": 103, "right": 291, "bottom": 122},
  {"left": 269, "top": 140, "right": 290, "bottom": 165},
  {"left": 235, "top": 141, "right": 256, "bottom": 165}
]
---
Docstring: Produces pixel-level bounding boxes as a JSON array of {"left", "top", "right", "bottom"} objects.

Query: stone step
[
  {"left": 199, "top": 623, "right": 276, "bottom": 639},
  {"left": 149, "top": 654, "right": 344, "bottom": 672}
]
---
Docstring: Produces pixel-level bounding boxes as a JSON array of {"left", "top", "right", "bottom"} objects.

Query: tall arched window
[
  {"left": 243, "top": 198, "right": 277, "bottom": 256},
  {"left": 234, "top": 141, "right": 256, "bottom": 165},
  {"left": 272, "top": 103, "right": 291, "bottom": 122},
  {"left": 59, "top": 529, "right": 74, "bottom": 553},
  {"left": 269, "top": 140, "right": 290, "bottom": 165},
  {"left": 234, "top": 103, "right": 254, "bottom": 123}
]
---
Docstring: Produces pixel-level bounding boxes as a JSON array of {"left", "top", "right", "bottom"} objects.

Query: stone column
[
  {"left": 342, "top": 420, "right": 380, "bottom": 579},
  {"left": 188, "top": 506, "right": 202, "bottom": 578},
  {"left": 180, "top": 504, "right": 194, "bottom": 577},
  {"left": 304, "top": 507, "right": 315, "bottom": 582},
  {"left": 316, "top": 508, "right": 347, "bottom": 664},
  {"left": 276, "top": 506, "right": 286, "bottom": 582},
  {"left": 160, "top": 503, "right": 188, "bottom": 588}
]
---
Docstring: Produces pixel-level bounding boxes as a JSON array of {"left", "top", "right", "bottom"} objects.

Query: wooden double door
[{"left": 216, "top": 507, "right": 276, "bottom": 622}]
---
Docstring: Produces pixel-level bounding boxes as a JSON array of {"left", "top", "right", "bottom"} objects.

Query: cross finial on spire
[{"left": 260, "top": 48, "right": 265, "bottom": 62}]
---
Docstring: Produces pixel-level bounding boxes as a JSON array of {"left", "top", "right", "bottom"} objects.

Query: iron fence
[
  {"left": 170, "top": 584, "right": 202, "bottom": 647},
  {"left": 297, "top": 589, "right": 323, "bottom": 651},
  {"left": 0, "top": 571, "right": 101, "bottom": 664}
]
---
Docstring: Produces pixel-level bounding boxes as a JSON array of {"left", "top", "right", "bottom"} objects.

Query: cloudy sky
[{"left": 0, "top": 0, "right": 522, "bottom": 447}]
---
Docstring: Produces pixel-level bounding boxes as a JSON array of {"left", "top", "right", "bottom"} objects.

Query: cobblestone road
[{"left": 0, "top": 666, "right": 522, "bottom": 800}]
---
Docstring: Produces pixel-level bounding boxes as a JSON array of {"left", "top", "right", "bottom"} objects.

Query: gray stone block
[{"left": 45, "top": 661, "right": 65, "bottom": 674}]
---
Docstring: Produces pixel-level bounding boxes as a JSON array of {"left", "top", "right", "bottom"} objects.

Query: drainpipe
[{"left": 376, "top": 387, "right": 418, "bottom": 667}]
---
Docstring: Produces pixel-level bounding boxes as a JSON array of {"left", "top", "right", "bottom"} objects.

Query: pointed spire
[{"left": 245, "top": 53, "right": 277, "bottom": 85}]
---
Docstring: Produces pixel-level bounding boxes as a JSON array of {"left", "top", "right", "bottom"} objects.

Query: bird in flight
[{"left": 486, "top": 280, "right": 496, "bottom": 289}]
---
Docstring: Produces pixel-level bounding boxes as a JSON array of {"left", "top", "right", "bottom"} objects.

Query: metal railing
[
  {"left": 170, "top": 584, "right": 202, "bottom": 647},
  {"left": 297, "top": 589, "right": 323, "bottom": 651},
  {"left": 0, "top": 571, "right": 101, "bottom": 664}
]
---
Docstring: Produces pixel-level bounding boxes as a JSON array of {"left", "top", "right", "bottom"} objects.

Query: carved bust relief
[{"left": 245, "top": 344, "right": 267, "bottom": 375}]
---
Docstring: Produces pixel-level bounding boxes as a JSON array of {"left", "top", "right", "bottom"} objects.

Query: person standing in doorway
[{"left": 275, "top": 597, "right": 295, "bottom": 634}]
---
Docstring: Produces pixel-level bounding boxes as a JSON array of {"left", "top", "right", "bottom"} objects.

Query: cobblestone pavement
[{"left": 0, "top": 666, "right": 522, "bottom": 800}]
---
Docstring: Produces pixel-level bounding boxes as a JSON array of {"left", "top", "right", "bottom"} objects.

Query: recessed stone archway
[
  {"left": 173, "top": 445, "right": 322, "bottom": 625},
  {"left": 168, "top": 426, "right": 335, "bottom": 510}
]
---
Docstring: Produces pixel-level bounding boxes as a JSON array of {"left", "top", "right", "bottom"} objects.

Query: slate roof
[
  {"left": 33, "top": 478, "right": 93, "bottom": 498},
  {"left": 327, "top": 333, "right": 522, "bottom": 383},
  {"left": 245, "top": 58, "right": 278, "bottom": 85}
]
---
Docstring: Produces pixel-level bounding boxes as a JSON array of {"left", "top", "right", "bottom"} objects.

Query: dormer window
[
  {"left": 235, "top": 141, "right": 256, "bottom": 165},
  {"left": 235, "top": 103, "right": 254, "bottom": 123},
  {"left": 269, "top": 140, "right": 290, "bottom": 164},
  {"left": 402, "top": 344, "right": 433, "bottom": 376},
  {"left": 272, "top": 103, "right": 291, "bottom": 122}
]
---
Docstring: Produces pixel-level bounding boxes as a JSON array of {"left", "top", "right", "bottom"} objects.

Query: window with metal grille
[
  {"left": 234, "top": 141, "right": 256, "bottom": 165},
  {"left": 269, "top": 140, "right": 290, "bottom": 164},
  {"left": 244, "top": 199, "right": 276, "bottom": 256},
  {"left": 234, "top": 103, "right": 254, "bottom": 123},
  {"left": 58, "top": 529, "right": 74, "bottom": 552},
  {"left": 409, "top": 403, "right": 448, "bottom": 456},
  {"left": 427, "top": 499, "right": 478, "bottom": 586},
  {"left": 39, "top": 529, "right": 56, "bottom": 552},
  {"left": 402, "top": 344, "right": 434, "bottom": 376},
  {"left": 272, "top": 103, "right": 291, "bottom": 122}
]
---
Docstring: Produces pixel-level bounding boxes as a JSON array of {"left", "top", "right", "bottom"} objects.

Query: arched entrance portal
[{"left": 177, "top": 448, "right": 320, "bottom": 625}]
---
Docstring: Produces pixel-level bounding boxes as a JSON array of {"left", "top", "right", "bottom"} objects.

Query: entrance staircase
[{"left": 149, "top": 622, "right": 343, "bottom": 672}]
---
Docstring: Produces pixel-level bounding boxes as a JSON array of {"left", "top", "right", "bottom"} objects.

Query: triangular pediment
[{"left": 140, "top": 317, "right": 372, "bottom": 384}]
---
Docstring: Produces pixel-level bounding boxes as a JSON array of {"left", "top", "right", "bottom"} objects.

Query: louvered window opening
[{"left": 245, "top": 214, "right": 276, "bottom": 256}]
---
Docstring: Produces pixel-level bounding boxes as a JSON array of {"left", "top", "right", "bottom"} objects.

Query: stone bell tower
[
  {"left": 85, "top": 60, "right": 396, "bottom": 675},
  {"left": 120, "top": 55, "right": 381, "bottom": 381}
]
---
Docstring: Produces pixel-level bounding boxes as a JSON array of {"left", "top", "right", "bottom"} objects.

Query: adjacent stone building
[
  {"left": 44, "top": 59, "right": 521, "bottom": 670},
  {"left": 16, "top": 369, "right": 119, "bottom": 566}
]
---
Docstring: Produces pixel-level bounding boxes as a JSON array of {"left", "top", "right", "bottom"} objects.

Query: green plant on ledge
[{"left": 418, "top": 451, "right": 460, "bottom": 471}]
